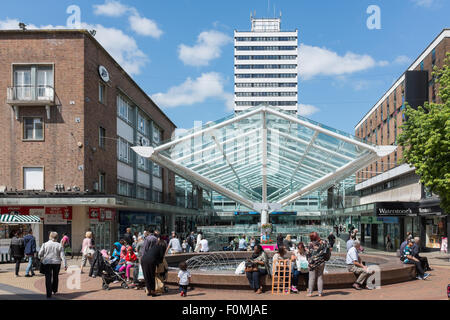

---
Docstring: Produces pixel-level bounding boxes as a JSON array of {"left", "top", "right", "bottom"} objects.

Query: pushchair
[
  {"left": 89, "top": 250, "right": 130, "bottom": 290},
  {"left": 134, "top": 259, "right": 169, "bottom": 293}
]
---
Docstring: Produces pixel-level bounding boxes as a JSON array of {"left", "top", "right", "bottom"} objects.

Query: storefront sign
[
  {"left": 45, "top": 207, "right": 72, "bottom": 220},
  {"left": 375, "top": 202, "right": 418, "bottom": 217},
  {"left": 378, "top": 217, "right": 399, "bottom": 224},
  {"left": 89, "top": 208, "right": 116, "bottom": 221},
  {"left": 89, "top": 208, "right": 100, "bottom": 220},
  {"left": 0, "top": 206, "right": 44, "bottom": 216},
  {"left": 44, "top": 213, "right": 67, "bottom": 225}
]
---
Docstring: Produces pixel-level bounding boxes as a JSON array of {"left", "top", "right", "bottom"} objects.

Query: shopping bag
[{"left": 138, "top": 264, "right": 144, "bottom": 281}]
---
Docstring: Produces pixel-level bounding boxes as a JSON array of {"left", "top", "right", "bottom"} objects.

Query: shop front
[
  {"left": 375, "top": 201, "right": 447, "bottom": 251},
  {"left": 88, "top": 208, "right": 116, "bottom": 251},
  {"left": 118, "top": 210, "right": 162, "bottom": 239},
  {"left": 43, "top": 206, "right": 72, "bottom": 247}
]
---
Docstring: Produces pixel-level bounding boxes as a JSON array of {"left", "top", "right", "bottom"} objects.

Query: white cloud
[
  {"left": 93, "top": 0, "right": 129, "bottom": 17},
  {"left": 93, "top": 1, "right": 162, "bottom": 38},
  {"left": 298, "top": 104, "right": 319, "bottom": 117},
  {"left": 299, "top": 44, "right": 379, "bottom": 80},
  {"left": 178, "top": 30, "right": 232, "bottom": 66},
  {"left": 0, "top": 18, "right": 37, "bottom": 29},
  {"left": 0, "top": 18, "right": 148, "bottom": 75},
  {"left": 394, "top": 55, "right": 412, "bottom": 65},
  {"left": 411, "top": 0, "right": 435, "bottom": 7},
  {"left": 128, "top": 13, "right": 162, "bottom": 38},
  {"left": 151, "top": 72, "right": 232, "bottom": 110}
]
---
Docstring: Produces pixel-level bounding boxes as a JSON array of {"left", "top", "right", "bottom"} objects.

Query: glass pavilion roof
[{"left": 133, "top": 106, "right": 396, "bottom": 212}]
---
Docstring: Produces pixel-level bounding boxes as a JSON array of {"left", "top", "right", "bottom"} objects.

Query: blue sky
[{"left": 1, "top": 0, "right": 449, "bottom": 134}]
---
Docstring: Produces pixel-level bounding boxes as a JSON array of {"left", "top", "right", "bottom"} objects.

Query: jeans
[
  {"left": 308, "top": 263, "right": 325, "bottom": 294},
  {"left": 405, "top": 259, "right": 424, "bottom": 277},
  {"left": 14, "top": 257, "right": 22, "bottom": 276},
  {"left": 179, "top": 285, "right": 188, "bottom": 294},
  {"left": 416, "top": 256, "right": 430, "bottom": 271},
  {"left": 42, "top": 264, "right": 61, "bottom": 298},
  {"left": 25, "top": 256, "right": 35, "bottom": 275},
  {"left": 292, "top": 270, "right": 309, "bottom": 288},
  {"left": 246, "top": 269, "right": 267, "bottom": 290}
]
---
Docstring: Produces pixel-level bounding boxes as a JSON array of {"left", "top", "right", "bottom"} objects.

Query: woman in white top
[
  {"left": 194, "top": 232, "right": 202, "bottom": 253},
  {"left": 39, "top": 232, "right": 67, "bottom": 298},
  {"left": 80, "top": 231, "right": 95, "bottom": 273},
  {"left": 291, "top": 242, "right": 309, "bottom": 293}
]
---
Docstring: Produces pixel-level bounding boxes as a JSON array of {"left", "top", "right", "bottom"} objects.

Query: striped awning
[{"left": 0, "top": 215, "right": 42, "bottom": 224}]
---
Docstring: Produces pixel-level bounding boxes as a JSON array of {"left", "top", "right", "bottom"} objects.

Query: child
[
  {"left": 177, "top": 261, "right": 191, "bottom": 297},
  {"left": 182, "top": 240, "right": 187, "bottom": 253},
  {"left": 119, "top": 246, "right": 137, "bottom": 282}
]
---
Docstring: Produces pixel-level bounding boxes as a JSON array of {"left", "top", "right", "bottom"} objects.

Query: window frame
[
  {"left": 23, "top": 166, "right": 44, "bottom": 190},
  {"left": 22, "top": 117, "right": 44, "bottom": 141},
  {"left": 99, "top": 126, "right": 106, "bottom": 149}
]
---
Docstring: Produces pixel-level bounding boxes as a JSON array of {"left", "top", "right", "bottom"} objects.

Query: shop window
[{"left": 23, "top": 117, "right": 44, "bottom": 140}]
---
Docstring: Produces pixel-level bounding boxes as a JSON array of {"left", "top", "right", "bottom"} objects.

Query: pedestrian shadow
[
  {"left": 0, "top": 294, "right": 47, "bottom": 300},
  {"left": 51, "top": 289, "right": 100, "bottom": 300},
  {"left": 321, "top": 290, "right": 351, "bottom": 296}
]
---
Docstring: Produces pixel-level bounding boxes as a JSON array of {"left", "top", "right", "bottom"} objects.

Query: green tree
[{"left": 398, "top": 52, "right": 450, "bottom": 213}]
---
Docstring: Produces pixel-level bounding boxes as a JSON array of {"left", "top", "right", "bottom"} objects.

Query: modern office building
[
  {"left": 0, "top": 29, "right": 209, "bottom": 258},
  {"left": 348, "top": 29, "right": 449, "bottom": 251},
  {"left": 234, "top": 16, "right": 298, "bottom": 113}
]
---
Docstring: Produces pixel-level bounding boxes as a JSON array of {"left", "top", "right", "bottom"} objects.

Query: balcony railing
[{"left": 7, "top": 85, "right": 55, "bottom": 105}]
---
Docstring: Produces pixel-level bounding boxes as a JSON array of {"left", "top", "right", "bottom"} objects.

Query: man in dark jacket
[
  {"left": 9, "top": 231, "right": 25, "bottom": 277},
  {"left": 24, "top": 229, "right": 37, "bottom": 277},
  {"left": 123, "top": 227, "right": 133, "bottom": 246}
]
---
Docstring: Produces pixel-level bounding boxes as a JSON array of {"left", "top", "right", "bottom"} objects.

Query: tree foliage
[{"left": 398, "top": 53, "right": 450, "bottom": 214}]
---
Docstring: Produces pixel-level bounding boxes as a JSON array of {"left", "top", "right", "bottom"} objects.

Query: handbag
[{"left": 244, "top": 260, "right": 258, "bottom": 273}]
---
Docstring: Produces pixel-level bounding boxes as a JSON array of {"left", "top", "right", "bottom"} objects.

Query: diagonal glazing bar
[
  {"left": 265, "top": 107, "right": 377, "bottom": 152},
  {"left": 132, "top": 146, "right": 255, "bottom": 209},
  {"left": 289, "top": 131, "right": 319, "bottom": 182},
  {"left": 154, "top": 107, "right": 263, "bottom": 153}
]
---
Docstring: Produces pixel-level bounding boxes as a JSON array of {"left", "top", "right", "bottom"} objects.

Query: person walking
[
  {"left": 327, "top": 232, "right": 336, "bottom": 250},
  {"left": 9, "top": 231, "right": 25, "bottom": 277},
  {"left": 80, "top": 231, "right": 95, "bottom": 273},
  {"left": 385, "top": 235, "right": 392, "bottom": 252},
  {"left": 250, "top": 237, "right": 256, "bottom": 250},
  {"left": 194, "top": 232, "right": 203, "bottom": 253},
  {"left": 60, "top": 233, "right": 71, "bottom": 258},
  {"left": 238, "top": 235, "right": 248, "bottom": 251},
  {"left": 186, "top": 232, "right": 194, "bottom": 253},
  {"left": 39, "top": 232, "right": 67, "bottom": 298},
  {"left": 178, "top": 261, "right": 191, "bottom": 297},
  {"left": 24, "top": 229, "right": 37, "bottom": 277},
  {"left": 306, "top": 232, "right": 329, "bottom": 297},
  {"left": 199, "top": 236, "right": 209, "bottom": 252},
  {"left": 141, "top": 239, "right": 167, "bottom": 296},
  {"left": 123, "top": 227, "right": 133, "bottom": 246}
]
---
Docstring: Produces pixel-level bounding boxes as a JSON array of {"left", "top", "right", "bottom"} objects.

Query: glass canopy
[{"left": 133, "top": 105, "right": 396, "bottom": 212}]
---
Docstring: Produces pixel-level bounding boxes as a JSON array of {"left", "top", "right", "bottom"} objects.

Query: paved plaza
[{"left": 0, "top": 250, "right": 448, "bottom": 301}]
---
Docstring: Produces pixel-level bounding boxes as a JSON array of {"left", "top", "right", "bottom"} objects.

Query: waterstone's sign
[{"left": 375, "top": 202, "right": 418, "bottom": 217}]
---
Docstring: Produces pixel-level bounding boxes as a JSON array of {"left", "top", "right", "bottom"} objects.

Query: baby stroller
[{"left": 89, "top": 250, "right": 129, "bottom": 290}]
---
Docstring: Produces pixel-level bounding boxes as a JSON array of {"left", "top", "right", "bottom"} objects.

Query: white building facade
[{"left": 234, "top": 17, "right": 298, "bottom": 113}]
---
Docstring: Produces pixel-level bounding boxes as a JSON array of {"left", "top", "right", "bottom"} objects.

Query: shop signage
[
  {"left": 89, "top": 208, "right": 115, "bottom": 221},
  {"left": 89, "top": 208, "right": 100, "bottom": 220},
  {"left": 45, "top": 207, "right": 72, "bottom": 220},
  {"left": 375, "top": 202, "right": 418, "bottom": 217},
  {"left": 0, "top": 206, "right": 44, "bottom": 216}
]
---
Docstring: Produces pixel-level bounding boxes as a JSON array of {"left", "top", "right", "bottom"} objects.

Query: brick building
[
  {"left": 0, "top": 29, "right": 208, "bottom": 256},
  {"left": 352, "top": 29, "right": 449, "bottom": 251}
]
